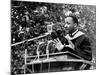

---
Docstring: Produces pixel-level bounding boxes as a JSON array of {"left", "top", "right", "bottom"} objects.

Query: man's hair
[{"left": 65, "top": 15, "right": 79, "bottom": 25}]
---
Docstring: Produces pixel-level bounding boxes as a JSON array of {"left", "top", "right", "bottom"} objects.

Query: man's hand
[{"left": 54, "top": 38, "right": 64, "bottom": 51}]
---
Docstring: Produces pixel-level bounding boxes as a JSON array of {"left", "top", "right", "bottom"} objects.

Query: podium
[{"left": 24, "top": 51, "right": 92, "bottom": 74}]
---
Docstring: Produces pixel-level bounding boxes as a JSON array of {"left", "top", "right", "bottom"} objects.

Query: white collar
[
  {"left": 65, "top": 30, "right": 85, "bottom": 40},
  {"left": 72, "top": 29, "right": 78, "bottom": 36}
]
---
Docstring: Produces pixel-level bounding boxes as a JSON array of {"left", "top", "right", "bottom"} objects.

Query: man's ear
[{"left": 74, "top": 23, "right": 77, "bottom": 27}]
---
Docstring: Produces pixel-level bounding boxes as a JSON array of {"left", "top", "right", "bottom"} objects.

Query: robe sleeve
[{"left": 75, "top": 35, "right": 92, "bottom": 61}]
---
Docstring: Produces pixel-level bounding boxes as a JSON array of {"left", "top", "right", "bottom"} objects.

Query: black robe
[{"left": 60, "top": 31, "right": 92, "bottom": 61}]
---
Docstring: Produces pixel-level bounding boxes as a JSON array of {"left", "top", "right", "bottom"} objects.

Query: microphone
[
  {"left": 51, "top": 31, "right": 58, "bottom": 39},
  {"left": 51, "top": 30, "right": 69, "bottom": 45}
]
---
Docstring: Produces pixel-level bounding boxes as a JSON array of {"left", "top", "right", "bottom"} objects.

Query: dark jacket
[
  {"left": 62, "top": 30, "right": 92, "bottom": 61},
  {"left": 74, "top": 34, "right": 92, "bottom": 61}
]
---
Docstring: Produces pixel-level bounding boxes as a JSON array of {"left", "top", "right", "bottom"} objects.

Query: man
[
  {"left": 53, "top": 15, "right": 92, "bottom": 70},
  {"left": 54, "top": 15, "right": 92, "bottom": 61}
]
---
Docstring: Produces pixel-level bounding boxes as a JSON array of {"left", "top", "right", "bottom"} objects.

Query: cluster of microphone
[{"left": 51, "top": 30, "right": 69, "bottom": 45}]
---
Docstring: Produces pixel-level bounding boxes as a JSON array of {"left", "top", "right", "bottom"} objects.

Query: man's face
[{"left": 64, "top": 17, "right": 75, "bottom": 30}]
